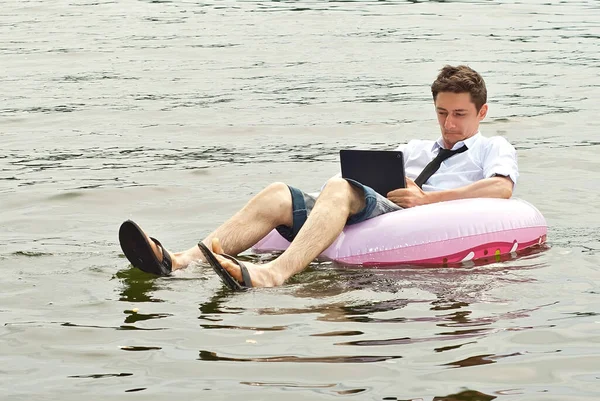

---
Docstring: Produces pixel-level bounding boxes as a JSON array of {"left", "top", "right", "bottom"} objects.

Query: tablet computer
[{"left": 339, "top": 149, "right": 406, "bottom": 196}]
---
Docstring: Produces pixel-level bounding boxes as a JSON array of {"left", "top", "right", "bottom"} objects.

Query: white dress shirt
[{"left": 395, "top": 132, "right": 518, "bottom": 192}]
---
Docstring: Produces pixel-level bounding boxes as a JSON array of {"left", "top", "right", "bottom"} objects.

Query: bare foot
[{"left": 210, "top": 238, "right": 285, "bottom": 287}]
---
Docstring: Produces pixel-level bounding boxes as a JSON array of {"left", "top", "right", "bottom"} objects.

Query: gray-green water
[{"left": 1, "top": 1, "right": 599, "bottom": 400}]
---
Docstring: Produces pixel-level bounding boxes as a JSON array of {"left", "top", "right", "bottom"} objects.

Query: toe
[{"left": 211, "top": 237, "right": 225, "bottom": 254}]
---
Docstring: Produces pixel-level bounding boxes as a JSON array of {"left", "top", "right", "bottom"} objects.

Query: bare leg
[
  {"left": 144, "top": 182, "right": 294, "bottom": 270},
  {"left": 213, "top": 177, "right": 366, "bottom": 287}
]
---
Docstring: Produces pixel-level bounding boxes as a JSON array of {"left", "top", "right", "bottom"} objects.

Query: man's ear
[{"left": 478, "top": 104, "right": 488, "bottom": 120}]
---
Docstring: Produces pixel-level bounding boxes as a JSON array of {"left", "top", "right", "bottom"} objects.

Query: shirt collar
[{"left": 433, "top": 131, "right": 481, "bottom": 151}]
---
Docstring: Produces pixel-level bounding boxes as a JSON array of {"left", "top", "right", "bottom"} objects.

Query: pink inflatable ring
[{"left": 252, "top": 198, "right": 547, "bottom": 267}]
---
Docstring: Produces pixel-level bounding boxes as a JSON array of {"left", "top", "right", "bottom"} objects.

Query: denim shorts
[{"left": 275, "top": 179, "right": 402, "bottom": 242}]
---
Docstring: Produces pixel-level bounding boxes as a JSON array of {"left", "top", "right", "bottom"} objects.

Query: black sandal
[
  {"left": 119, "top": 220, "right": 172, "bottom": 276},
  {"left": 197, "top": 242, "right": 252, "bottom": 291}
]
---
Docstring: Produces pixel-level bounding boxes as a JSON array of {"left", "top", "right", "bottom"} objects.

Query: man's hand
[
  {"left": 387, "top": 178, "right": 429, "bottom": 208},
  {"left": 387, "top": 176, "right": 514, "bottom": 208}
]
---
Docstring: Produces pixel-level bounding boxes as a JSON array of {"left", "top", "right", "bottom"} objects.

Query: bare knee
[
  {"left": 322, "top": 177, "right": 350, "bottom": 194},
  {"left": 320, "top": 178, "right": 365, "bottom": 214},
  {"left": 252, "top": 182, "right": 293, "bottom": 225},
  {"left": 261, "top": 182, "right": 291, "bottom": 200}
]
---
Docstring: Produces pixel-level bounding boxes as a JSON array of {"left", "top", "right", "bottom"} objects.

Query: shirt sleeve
[{"left": 482, "top": 137, "right": 519, "bottom": 186}]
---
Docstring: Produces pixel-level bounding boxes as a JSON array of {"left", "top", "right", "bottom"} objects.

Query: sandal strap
[
  {"left": 150, "top": 236, "right": 172, "bottom": 269},
  {"left": 220, "top": 253, "right": 253, "bottom": 287}
]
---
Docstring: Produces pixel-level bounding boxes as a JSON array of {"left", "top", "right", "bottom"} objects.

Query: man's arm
[{"left": 387, "top": 176, "right": 513, "bottom": 208}]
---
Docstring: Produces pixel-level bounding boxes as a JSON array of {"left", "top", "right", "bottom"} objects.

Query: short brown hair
[{"left": 431, "top": 65, "right": 487, "bottom": 111}]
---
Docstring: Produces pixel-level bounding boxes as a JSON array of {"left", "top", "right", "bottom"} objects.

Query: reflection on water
[
  {"left": 382, "top": 390, "right": 497, "bottom": 401},
  {"left": 68, "top": 373, "right": 133, "bottom": 379},
  {"left": 432, "top": 390, "right": 497, "bottom": 401},
  {"left": 60, "top": 322, "right": 165, "bottom": 331},
  {"left": 112, "top": 249, "right": 557, "bottom": 377},
  {"left": 115, "top": 267, "right": 165, "bottom": 303},
  {"left": 123, "top": 309, "right": 172, "bottom": 324},
  {"left": 197, "top": 286, "right": 246, "bottom": 317},
  {"left": 241, "top": 381, "right": 368, "bottom": 396},
  {"left": 198, "top": 350, "right": 401, "bottom": 364},
  {"left": 200, "top": 323, "right": 286, "bottom": 331},
  {"left": 311, "top": 330, "right": 364, "bottom": 337},
  {"left": 120, "top": 346, "right": 162, "bottom": 351},
  {"left": 443, "top": 352, "right": 522, "bottom": 369},
  {"left": 124, "top": 388, "right": 147, "bottom": 393},
  {"left": 383, "top": 389, "right": 497, "bottom": 401}
]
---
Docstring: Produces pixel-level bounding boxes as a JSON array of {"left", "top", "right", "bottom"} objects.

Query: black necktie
[{"left": 414, "top": 145, "right": 468, "bottom": 188}]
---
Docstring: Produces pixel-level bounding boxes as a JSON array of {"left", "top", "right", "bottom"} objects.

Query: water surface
[{"left": 1, "top": 0, "right": 600, "bottom": 400}]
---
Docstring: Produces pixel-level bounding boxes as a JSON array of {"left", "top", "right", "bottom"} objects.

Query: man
[{"left": 119, "top": 65, "right": 517, "bottom": 290}]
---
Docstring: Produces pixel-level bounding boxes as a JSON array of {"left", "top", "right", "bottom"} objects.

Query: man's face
[{"left": 434, "top": 92, "right": 488, "bottom": 148}]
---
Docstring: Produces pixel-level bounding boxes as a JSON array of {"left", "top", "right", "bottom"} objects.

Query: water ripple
[{"left": 198, "top": 350, "right": 402, "bottom": 363}]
